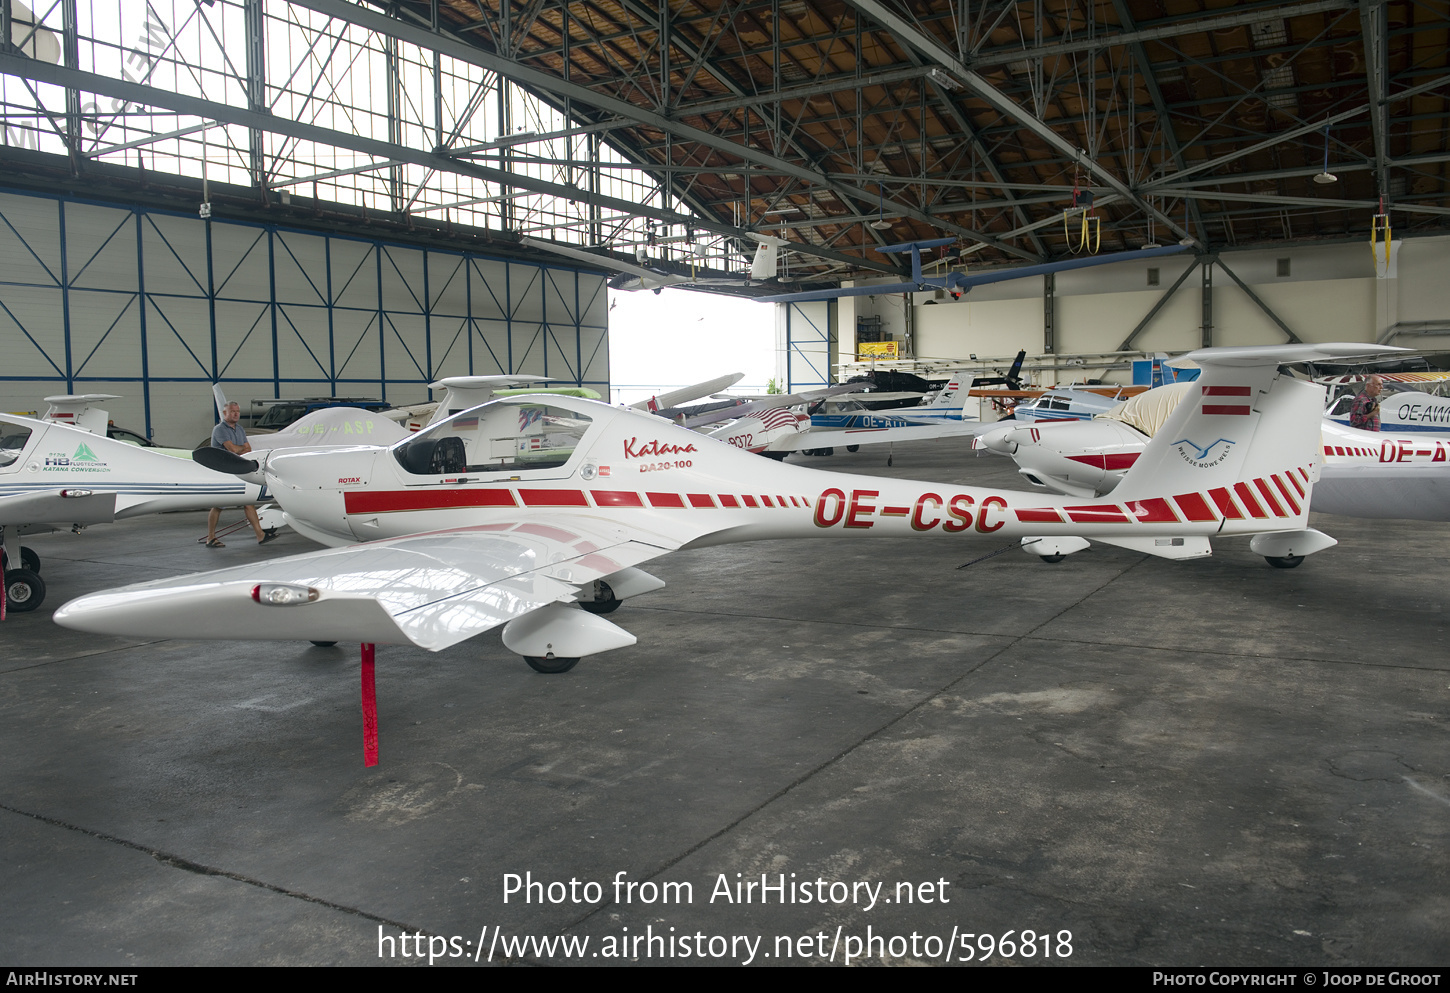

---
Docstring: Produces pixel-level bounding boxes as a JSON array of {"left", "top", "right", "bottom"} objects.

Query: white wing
[
  {"left": 56, "top": 519, "right": 678, "bottom": 651},
  {"left": 765, "top": 418, "right": 987, "bottom": 451},
  {"left": 0, "top": 489, "right": 117, "bottom": 526}
]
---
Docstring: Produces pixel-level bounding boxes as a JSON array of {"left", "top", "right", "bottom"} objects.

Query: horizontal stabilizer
[{"left": 1096, "top": 535, "right": 1213, "bottom": 560}]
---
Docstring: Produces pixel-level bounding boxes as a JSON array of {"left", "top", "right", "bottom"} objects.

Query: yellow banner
[{"left": 857, "top": 341, "right": 898, "bottom": 358}]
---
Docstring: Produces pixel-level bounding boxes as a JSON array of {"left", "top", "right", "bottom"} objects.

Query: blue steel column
[
  {"left": 268, "top": 226, "right": 279, "bottom": 398},
  {"left": 326, "top": 234, "right": 336, "bottom": 393},
  {"left": 423, "top": 246, "right": 432, "bottom": 381},
  {"left": 58, "top": 200, "right": 73, "bottom": 392},
  {"left": 785, "top": 304, "right": 792, "bottom": 392},
  {"left": 135, "top": 211, "right": 152, "bottom": 436},
  {"left": 376, "top": 243, "right": 386, "bottom": 400},
  {"left": 465, "top": 254, "right": 474, "bottom": 374}
]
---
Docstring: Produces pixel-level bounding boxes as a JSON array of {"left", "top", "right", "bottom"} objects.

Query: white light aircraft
[
  {"left": 391, "top": 373, "right": 736, "bottom": 434},
  {"left": 1005, "top": 387, "right": 1139, "bottom": 424},
  {"left": 51, "top": 344, "right": 1363, "bottom": 764},
  {"left": 703, "top": 378, "right": 985, "bottom": 459},
  {"left": 0, "top": 413, "right": 265, "bottom": 612}
]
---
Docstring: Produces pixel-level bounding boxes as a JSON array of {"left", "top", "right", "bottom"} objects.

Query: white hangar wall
[
  {"left": 867, "top": 236, "right": 1450, "bottom": 380},
  {"left": 0, "top": 189, "right": 610, "bottom": 445}
]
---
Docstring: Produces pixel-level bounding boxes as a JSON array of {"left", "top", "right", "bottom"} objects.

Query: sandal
[
  {"left": 257, "top": 532, "right": 278, "bottom": 545},
  {"left": 206, "top": 538, "right": 225, "bottom": 548}
]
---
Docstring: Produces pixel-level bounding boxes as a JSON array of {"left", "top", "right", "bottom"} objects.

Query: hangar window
[
  {"left": 393, "top": 401, "right": 592, "bottom": 476},
  {"left": 1147, "top": 268, "right": 1160, "bottom": 286}
]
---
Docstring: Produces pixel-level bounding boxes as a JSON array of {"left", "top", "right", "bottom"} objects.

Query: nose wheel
[{"left": 525, "top": 655, "right": 580, "bottom": 674}]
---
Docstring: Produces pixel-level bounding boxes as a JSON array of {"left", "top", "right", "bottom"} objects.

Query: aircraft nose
[{"left": 973, "top": 424, "right": 1018, "bottom": 455}]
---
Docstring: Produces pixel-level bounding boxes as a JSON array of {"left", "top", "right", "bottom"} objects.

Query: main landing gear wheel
[
  {"left": 525, "top": 655, "right": 580, "bottom": 674},
  {"left": 4, "top": 568, "right": 45, "bottom": 612},
  {"left": 579, "top": 581, "right": 621, "bottom": 615},
  {"left": 310, "top": 641, "right": 338, "bottom": 647},
  {"left": 1265, "top": 555, "right": 1304, "bottom": 569},
  {"left": 0, "top": 546, "right": 40, "bottom": 573},
  {"left": 846, "top": 445, "right": 860, "bottom": 453},
  {"left": 1039, "top": 554, "right": 1066, "bottom": 563}
]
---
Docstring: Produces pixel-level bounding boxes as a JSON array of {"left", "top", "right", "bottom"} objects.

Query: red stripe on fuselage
[
  {"left": 1128, "top": 497, "right": 1181, "bottom": 523},
  {"left": 591, "top": 490, "right": 644, "bottom": 507},
  {"left": 344, "top": 488, "right": 517, "bottom": 514},
  {"left": 519, "top": 489, "right": 589, "bottom": 507},
  {"left": 1064, "top": 504, "right": 1130, "bottom": 524}
]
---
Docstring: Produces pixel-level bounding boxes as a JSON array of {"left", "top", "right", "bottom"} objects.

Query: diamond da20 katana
[{"left": 53, "top": 344, "right": 1361, "bottom": 763}]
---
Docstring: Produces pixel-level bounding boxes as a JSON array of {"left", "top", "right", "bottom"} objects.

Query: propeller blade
[{"left": 193, "top": 447, "right": 259, "bottom": 475}]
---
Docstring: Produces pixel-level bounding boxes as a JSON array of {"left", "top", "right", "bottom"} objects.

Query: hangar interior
[
  {"left": 1, "top": 0, "right": 1448, "bottom": 968},
  {"left": 3, "top": 0, "right": 1450, "bottom": 415}
]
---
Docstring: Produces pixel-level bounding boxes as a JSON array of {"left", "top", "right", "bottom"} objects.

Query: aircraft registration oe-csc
[{"left": 54, "top": 343, "right": 1367, "bottom": 765}]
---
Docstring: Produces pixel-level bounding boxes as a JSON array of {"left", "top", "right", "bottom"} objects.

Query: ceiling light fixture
[
  {"left": 1313, "top": 121, "right": 1338, "bottom": 185},
  {"left": 870, "top": 184, "right": 893, "bottom": 231}
]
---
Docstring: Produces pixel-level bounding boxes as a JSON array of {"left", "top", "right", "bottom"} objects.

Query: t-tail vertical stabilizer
[{"left": 1097, "top": 344, "right": 1406, "bottom": 560}]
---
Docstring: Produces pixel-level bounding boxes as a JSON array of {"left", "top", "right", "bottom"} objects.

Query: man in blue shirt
[{"left": 206, "top": 401, "right": 274, "bottom": 547}]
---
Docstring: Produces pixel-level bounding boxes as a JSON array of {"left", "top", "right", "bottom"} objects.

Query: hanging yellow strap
[{"left": 1063, "top": 208, "right": 1102, "bottom": 254}]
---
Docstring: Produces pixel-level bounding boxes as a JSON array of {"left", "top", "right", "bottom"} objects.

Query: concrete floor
[{"left": 1, "top": 441, "right": 1446, "bottom": 967}]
